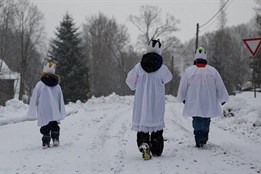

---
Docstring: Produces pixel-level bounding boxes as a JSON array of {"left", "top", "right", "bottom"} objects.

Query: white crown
[
  {"left": 147, "top": 39, "right": 163, "bottom": 55},
  {"left": 43, "top": 61, "right": 56, "bottom": 74},
  {"left": 194, "top": 47, "right": 207, "bottom": 60}
]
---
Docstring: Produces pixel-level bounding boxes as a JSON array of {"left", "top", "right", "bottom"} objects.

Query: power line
[
  {"left": 175, "top": 34, "right": 196, "bottom": 60},
  {"left": 199, "top": 0, "right": 233, "bottom": 33},
  {"left": 199, "top": 17, "right": 218, "bottom": 34},
  {"left": 184, "top": 34, "right": 196, "bottom": 54},
  {"left": 194, "top": 0, "right": 232, "bottom": 50},
  {"left": 199, "top": 0, "right": 231, "bottom": 29}
]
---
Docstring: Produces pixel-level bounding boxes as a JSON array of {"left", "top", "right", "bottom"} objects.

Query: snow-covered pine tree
[{"left": 49, "top": 13, "right": 89, "bottom": 104}]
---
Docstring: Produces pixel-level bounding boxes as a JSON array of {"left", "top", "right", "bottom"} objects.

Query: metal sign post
[{"left": 242, "top": 38, "right": 261, "bottom": 98}]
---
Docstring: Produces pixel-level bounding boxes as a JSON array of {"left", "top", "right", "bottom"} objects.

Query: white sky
[{"left": 31, "top": 0, "right": 257, "bottom": 43}]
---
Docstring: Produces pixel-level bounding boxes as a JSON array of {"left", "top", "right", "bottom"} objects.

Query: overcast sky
[{"left": 31, "top": 0, "right": 257, "bottom": 44}]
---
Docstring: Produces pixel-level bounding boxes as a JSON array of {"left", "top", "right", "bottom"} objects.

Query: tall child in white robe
[
  {"left": 177, "top": 47, "right": 229, "bottom": 148},
  {"left": 27, "top": 59, "right": 66, "bottom": 148},
  {"left": 126, "top": 39, "right": 173, "bottom": 159}
]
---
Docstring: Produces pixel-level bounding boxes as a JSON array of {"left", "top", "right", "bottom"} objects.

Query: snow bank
[
  {"left": 216, "top": 92, "right": 261, "bottom": 143},
  {"left": 0, "top": 99, "right": 29, "bottom": 125}
]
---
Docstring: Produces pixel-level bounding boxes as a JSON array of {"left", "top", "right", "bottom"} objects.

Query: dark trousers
[
  {"left": 137, "top": 130, "right": 164, "bottom": 156},
  {"left": 192, "top": 117, "right": 211, "bottom": 144},
  {"left": 40, "top": 121, "right": 60, "bottom": 143}
]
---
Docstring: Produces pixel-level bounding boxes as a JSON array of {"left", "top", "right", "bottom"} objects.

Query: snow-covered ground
[{"left": 0, "top": 92, "right": 261, "bottom": 174}]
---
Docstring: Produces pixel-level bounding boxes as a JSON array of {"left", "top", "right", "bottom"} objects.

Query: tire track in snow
[
  {"left": 165, "top": 102, "right": 193, "bottom": 144},
  {"left": 166, "top": 102, "right": 261, "bottom": 174},
  {"left": 209, "top": 126, "right": 261, "bottom": 173},
  {"left": 86, "top": 105, "right": 132, "bottom": 173},
  {"left": 87, "top": 102, "right": 167, "bottom": 174}
]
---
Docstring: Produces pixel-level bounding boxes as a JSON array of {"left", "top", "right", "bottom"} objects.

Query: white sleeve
[
  {"left": 162, "top": 66, "right": 173, "bottom": 84},
  {"left": 126, "top": 65, "right": 139, "bottom": 91},
  {"left": 27, "top": 83, "right": 40, "bottom": 118},
  {"left": 176, "top": 72, "right": 189, "bottom": 103},
  {"left": 58, "top": 86, "right": 66, "bottom": 117},
  {"left": 215, "top": 71, "right": 229, "bottom": 103}
]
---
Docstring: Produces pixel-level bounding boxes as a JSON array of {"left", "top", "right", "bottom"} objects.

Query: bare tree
[
  {"left": 13, "top": 0, "right": 45, "bottom": 102},
  {"left": 129, "top": 5, "right": 180, "bottom": 95},
  {"left": 83, "top": 13, "right": 130, "bottom": 97},
  {"left": 217, "top": 0, "right": 227, "bottom": 30},
  {"left": 0, "top": 0, "right": 16, "bottom": 68},
  {"left": 129, "top": 5, "right": 179, "bottom": 47}
]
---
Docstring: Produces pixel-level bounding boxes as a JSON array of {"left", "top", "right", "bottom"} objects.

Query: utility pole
[
  {"left": 171, "top": 55, "right": 174, "bottom": 95},
  {"left": 195, "top": 23, "right": 199, "bottom": 51}
]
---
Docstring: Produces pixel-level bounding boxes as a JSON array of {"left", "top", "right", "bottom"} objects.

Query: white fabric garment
[
  {"left": 177, "top": 65, "right": 229, "bottom": 118},
  {"left": 27, "top": 81, "right": 66, "bottom": 127},
  {"left": 126, "top": 63, "right": 173, "bottom": 133}
]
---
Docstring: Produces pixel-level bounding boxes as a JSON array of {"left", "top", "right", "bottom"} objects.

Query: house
[{"left": 0, "top": 59, "right": 19, "bottom": 106}]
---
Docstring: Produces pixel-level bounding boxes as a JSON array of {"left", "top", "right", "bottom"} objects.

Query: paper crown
[
  {"left": 43, "top": 59, "right": 57, "bottom": 74},
  {"left": 194, "top": 47, "right": 207, "bottom": 60},
  {"left": 147, "top": 39, "right": 163, "bottom": 55}
]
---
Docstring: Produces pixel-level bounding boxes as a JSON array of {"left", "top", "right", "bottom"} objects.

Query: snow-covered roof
[
  {"left": 0, "top": 59, "right": 19, "bottom": 80},
  {"left": 0, "top": 59, "right": 11, "bottom": 73}
]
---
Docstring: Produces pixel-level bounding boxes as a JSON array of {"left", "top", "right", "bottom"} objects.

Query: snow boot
[
  {"left": 137, "top": 132, "right": 151, "bottom": 160},
  {"left": 42, "top": 135, "right": 51, "bottom": 149},
  {"left": 51, "top": 131, "right": 60, "bottom": 146},
  {"left": 150, "top": 130, "right": 164, "bottom": 156},
  {"left": 139, "top": 143, "right": 152, "bottom": 160},
  {"left": 194, "top": 131, "right": 208, "bottom": 148},
  {"left": 195, "top": 143, "right": 204, "bottom": 148}
]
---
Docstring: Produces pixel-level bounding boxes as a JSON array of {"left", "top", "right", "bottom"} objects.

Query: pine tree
[{"left": 50, "top": 13, "right": 89, "bottom": 104}]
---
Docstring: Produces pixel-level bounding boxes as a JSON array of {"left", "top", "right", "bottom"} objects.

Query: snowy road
[{"left": 0, "top": 94, "right": 261, "bottom": 174}]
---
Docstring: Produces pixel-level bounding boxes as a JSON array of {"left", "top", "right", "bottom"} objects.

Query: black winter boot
[
  {"left": 138, "top": 143, "right": 152, "bottom": 160},
  {"left": 150, "top": 130, "right": 164, "bottom": 156},
  {"left": 137, "top": 132, "right": 152, "bottom": 160},
  {"left": 51, "top": 131, "right": 60, "bottom": 146},
  {"left": 42, "top": 135, "right": 51, "bottom": 149}
]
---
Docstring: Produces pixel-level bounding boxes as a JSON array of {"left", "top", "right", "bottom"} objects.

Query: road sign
[{"left": 242, "top": 38, "right": 261, "bottom": 57}]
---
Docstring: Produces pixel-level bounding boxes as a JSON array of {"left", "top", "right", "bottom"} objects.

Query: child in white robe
[
  {"left": 177, "top": 47, "right": 229, "bottom": 148},
  {"left": 126, "top": 39, "right": 172, "bottom": 159},
  {"left": 27, "top": 59, "right": 66, "bottom": 148}
]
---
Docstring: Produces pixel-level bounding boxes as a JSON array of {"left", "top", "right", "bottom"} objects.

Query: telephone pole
[{"left": 195, "top": 23, "right": 199, "bottom": 51}]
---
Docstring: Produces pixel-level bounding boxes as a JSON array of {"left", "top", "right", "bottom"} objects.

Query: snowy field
[{"left": 0, "top": 92, "right": 261, "bottom": 174}]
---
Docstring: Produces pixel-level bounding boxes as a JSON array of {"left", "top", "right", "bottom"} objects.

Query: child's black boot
[
  {"left": 42, "top": 135, "right": 51, "bottom": 149},
  {"left": 51, "top": 131, "right": 60, "bottom": 146},
  {"left": 150, "top": 130, "right": 164, "bottom": 156}
]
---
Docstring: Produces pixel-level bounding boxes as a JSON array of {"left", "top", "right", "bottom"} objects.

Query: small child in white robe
[{"left": 27, "top": 59, "right": 66, "bottom": 148}]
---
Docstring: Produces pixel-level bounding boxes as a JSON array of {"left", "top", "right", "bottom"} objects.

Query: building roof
[{"left": 0, "top": 59, "right": 19, "bottom": 80}]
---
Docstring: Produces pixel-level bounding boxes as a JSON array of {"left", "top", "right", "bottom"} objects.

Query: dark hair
[{"left": 194, "top": 58, "right": 207, "bottom": 65}]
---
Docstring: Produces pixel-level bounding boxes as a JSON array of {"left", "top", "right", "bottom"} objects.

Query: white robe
[
  {"left": 27, "top": 81, "right": 66, "bottom": 127},
  {"left": 126, "top": 63, "right": 173, "bottom": 133},
  {"left": 177, "top": 65, "right": 229, "bottom": 118}
]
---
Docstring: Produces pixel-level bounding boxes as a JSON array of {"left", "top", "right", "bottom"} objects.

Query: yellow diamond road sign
[{"left": 243, "top": 38, "right": 261, "bottom": 57}]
